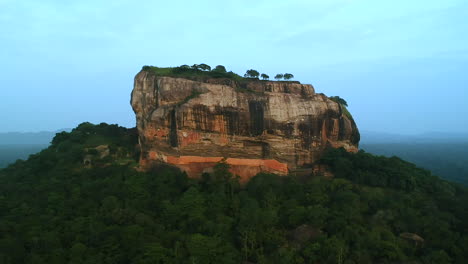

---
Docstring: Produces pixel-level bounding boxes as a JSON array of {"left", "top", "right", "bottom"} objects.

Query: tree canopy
[
  {"left": 0, "top": 122, "right": 467, "bottom": 263},
  {"left": 213, "top": 65, "right": 227, "bottom": 73},
  {"left": 283, "top": 73, "right": 294, "bottom": 80},
  {"left": 198, "top": 63, "right": 211, "bottom": 71},
  {"left": 260, "top": 73, "right": 269, "bottom": 80},
  {"left": 244, "top": 69, "right": 260, "bottom": 78},
  {"left": 274, "top": 74, "right": 284, "bottom": 80}
]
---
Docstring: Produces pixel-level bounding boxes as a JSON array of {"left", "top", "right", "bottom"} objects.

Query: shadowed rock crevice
[
  {"left": 249, "top": 101, "right": 265, "bottom": 136},
  {"left": 169, "top": 109, "right": 178, "bottom": 147}
]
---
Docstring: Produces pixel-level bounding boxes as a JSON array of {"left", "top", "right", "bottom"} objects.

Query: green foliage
[
  {"left": 329, "top": 96, "right": 348, "bottom": 107},
  {"left": 244, "top": 69, "right": 260, "bottom": 78},
  {"left": 341, "top": 105, "right": 354, "bottom": 121},
  {"left": 191, "top": 63, "right": 211, "bottom": 71},
  {"left": 323, "top": 148, "right": 416, "bottom": 190},
  {"left": 274, "top": 73, "right": 283, "bottom": 80},
  {"left": 142, "top": 65, "right": 300, "bottom": 93},
  {"left": 0, "top": 123, "right": 467, "bottom": 263},
  {"left": 283, "top": 73, "right": 294, "bottom": 80},
  {"left": 142, "top": 65, "right": 247, "bottom": 85},
  {"left": 198, "top": 63, "right": 211, "bottom": 71},
  {"left": 328, "top": 96, "right": 353, "bottom": 120},
  {"left": 212, "top": 65, "right": 227, "bottom": 73}
]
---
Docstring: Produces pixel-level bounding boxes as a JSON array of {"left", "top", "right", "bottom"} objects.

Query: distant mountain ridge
[
  {"left": 360, "top": 130, "right": 468, "bottom": 185},
  {"left": 360, "top": 130, "right": 468, "bottom": 144},
  {"left": 0, "top": 129, "right": 70, "bottom": 145},
  {"left": 0, "top": 129, "right": 70, "bottom": 168}
]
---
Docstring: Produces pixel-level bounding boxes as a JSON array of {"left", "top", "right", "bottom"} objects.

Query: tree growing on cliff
[
  {"left": 260, "top": 73, "right": 269, "bottom": 80},
  {"left": 329, "top": 96, "right": 348, "bottom": 107},
  {"left": 213, "top": 65, "right": 227, "bottom": 73},
  {"left": 244, "top": 69, "right": 260, "bottom": 78},
  {"left": 274, "top": 74, "right": 283, "bottom": 81},
  {"left": 283, "top": 73, "right": 294, "bottom": 80}
]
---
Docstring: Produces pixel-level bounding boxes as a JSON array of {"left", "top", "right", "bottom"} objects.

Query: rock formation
[{"left": 131, "top": 69, "right": 359, "bottom": 181}]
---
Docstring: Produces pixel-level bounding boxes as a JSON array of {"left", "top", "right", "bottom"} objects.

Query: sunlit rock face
[{"left": 131, "top": 70, "right": 359, "bottom": 182}]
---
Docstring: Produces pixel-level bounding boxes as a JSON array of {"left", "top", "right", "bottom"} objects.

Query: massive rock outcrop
[{"left": 131, "top": 70, "right": 359, "bottom": 181}]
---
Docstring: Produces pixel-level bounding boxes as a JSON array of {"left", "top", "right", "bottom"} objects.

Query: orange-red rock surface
[{"left": 131, "top": 70, "right": 359, "bottom": 180}]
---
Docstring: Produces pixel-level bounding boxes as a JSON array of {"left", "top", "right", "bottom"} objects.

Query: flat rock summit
[{"left": 131, "top": 67, "right": 359, "bottom": 181}]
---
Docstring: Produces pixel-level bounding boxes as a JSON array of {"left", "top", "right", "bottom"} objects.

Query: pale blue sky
[{"left": 1, "top": 0, "right": 467, "bottom": 134}]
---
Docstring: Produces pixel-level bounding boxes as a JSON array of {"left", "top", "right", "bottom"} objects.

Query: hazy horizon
[{"left": 1, "top": 0, "right": 467, "bottom": 134}]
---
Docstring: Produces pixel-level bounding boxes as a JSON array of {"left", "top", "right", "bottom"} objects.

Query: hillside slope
[{"left": 1, "top": 122, "right": 467, "bottom": 263}]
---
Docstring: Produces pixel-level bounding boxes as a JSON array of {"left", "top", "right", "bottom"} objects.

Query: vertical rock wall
[{"left": 131, "top": 71, "right": 359, "bottom": 181}]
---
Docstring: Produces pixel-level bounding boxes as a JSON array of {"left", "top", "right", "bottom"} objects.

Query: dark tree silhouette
[
  {"left": 198, "top": 63, "right": 211, "bottom": 71},
  {"left": 274, "top": 74, "right": 284, "bottom": 81},
  {"left": 244, "top": 69, "right": 260, "bottom": 78},
  {"left": 283, "top": 73, "right": 294, "bottom": 80},
  {"left": 213, "top": 65, "right": 227, "bottom": 73}
]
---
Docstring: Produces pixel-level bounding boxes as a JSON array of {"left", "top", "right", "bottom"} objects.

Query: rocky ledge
[{"left": 131, "top": 70, "right": 359, "bottom": 181}]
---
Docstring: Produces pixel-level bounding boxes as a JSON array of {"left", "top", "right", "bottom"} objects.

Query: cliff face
[{"left": 131, "top": 71, "right": 359, "bottom": 181}]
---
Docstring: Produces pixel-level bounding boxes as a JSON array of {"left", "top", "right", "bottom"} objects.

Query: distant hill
[
  {"left": 360, "top": 130, "right": 468, "bottom": 185},
  {"left": 0, "top": 129, "right": 69, "bottom": 168},
  {"left": 0, "top": 144, "right": 48, "bottom": 168},
  {"left": 0, "top": 129, "right": 69, "bottom": 145},
  {"left": 360, "top": 130, "right": 468, "bottom": 144}
]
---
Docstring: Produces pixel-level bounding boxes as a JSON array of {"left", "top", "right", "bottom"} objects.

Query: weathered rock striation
[{"left": 131, "top": 70, "right": 359, "bottom": 181}]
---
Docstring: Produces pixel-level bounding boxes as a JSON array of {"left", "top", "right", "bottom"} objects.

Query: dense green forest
[
  {"left": 361, "top": 143, "right": 468, "bottom": 186},
  {"left": 1, "top": 123, "right": 467, "bottom": 263}
]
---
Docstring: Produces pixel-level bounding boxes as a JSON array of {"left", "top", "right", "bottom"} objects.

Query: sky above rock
[{"left": 1, "top": 0, "right": 467, "bottom": 134}]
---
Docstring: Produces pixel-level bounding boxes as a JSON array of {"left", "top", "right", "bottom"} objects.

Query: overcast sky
[{"left": 1, "top": 0, "right": 467, "bottom": 134}]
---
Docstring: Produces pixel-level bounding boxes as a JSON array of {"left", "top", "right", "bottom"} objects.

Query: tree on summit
[
  {"left": 274, "top": 74, "right": 283, "bottom": 81},
  {"left": 213, "top": 65, "right": 227, "bottom": 73},
  {"left": 192, "top": 64, "right": 211, "bottom": 71},
  {"left": 198, "top": 63, "right": 211, "bottom": 71},
  {"left": 283, "top": 73, "right": 294, "bottom": 80},
  {"left": 244, "top": 69, "right": 260, "bottom": 78},
  {"left": 260, "top": 73, "right": 269, "bottom": 80}
]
